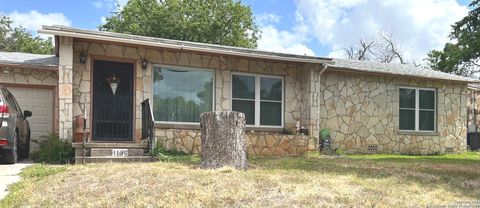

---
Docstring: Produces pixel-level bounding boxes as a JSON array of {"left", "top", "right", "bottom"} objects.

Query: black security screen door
[{"left": 92, "top": 60, "right": 134, "bottom": 141}]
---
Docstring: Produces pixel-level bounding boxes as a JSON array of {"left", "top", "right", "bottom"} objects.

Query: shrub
[
  {"left": 31, "top": 134, "right": 74, "bottom": 164},
  {"left": 319, "top": 128, "right": 330, "bottom": 140},
  {"left": 335, "top": 148, "right": 346, "bottom": 156}
]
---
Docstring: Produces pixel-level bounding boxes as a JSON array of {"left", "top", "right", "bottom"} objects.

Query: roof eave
[
  {"left": 0, "top": 62, "right": 58, "bottom": 70},
  {"left": 329, "top": 66, "right": 480, "bottom": 84},
  {"left": 39, "top": 27, "right": 334, "bottom": 65}
]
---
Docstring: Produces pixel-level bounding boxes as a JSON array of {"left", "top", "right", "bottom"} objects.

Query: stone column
[
  {"left": 302, "top": 65, "right": 321, "bottom": 142},
  {"left": 58, "top": 36, "right": 74, "bottom": 140}
]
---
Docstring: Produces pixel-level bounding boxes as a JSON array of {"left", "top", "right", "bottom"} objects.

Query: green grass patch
[
  {"left": 347, "top": 151, "right": 480, "bottom": 164},
  {"left": 0, "top": 165, "right": 68, "bottom": 208}
]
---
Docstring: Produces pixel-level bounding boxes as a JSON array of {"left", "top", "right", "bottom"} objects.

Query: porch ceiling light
[
  {"left": 79, "top": 52, "right": 86, "bottom": 64},
  {"left": 106, "top": 74, "right": 121, "bottom": 95}
]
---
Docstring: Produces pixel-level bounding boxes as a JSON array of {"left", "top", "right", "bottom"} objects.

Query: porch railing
[{"left": 141, "top": 98, "right": 155, "bottom": 156}]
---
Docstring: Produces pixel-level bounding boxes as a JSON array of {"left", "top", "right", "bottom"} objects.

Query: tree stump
[{"left": 200, "top": 111, "right": 247, "bottom": 170}]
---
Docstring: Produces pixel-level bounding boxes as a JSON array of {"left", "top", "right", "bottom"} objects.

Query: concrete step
[
  {"left": 90, "top": 148, "right": 145, "bottom": 157},
  {"left": 75, "top": 156, "right": 156, "bottom": 164}
]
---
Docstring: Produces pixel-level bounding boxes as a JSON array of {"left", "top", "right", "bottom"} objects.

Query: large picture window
[
  {"left": 153, "top": 66, "right": 213, "bottom": 123},
  {"left": 399, "top": 87, "right": 436, "bottom": 131},
  {"left": 232, "top": 73, "right": 283, "bottom": 127}
]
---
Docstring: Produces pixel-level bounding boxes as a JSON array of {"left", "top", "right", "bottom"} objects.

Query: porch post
[
  {"left": 58, "top": 36, "right": 74, "bottom": 140},
  {"left": 308, "top": 65, "right": 321, "bottom": 140}
]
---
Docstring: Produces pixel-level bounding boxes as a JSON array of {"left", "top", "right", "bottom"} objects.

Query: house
[{"left": 0, "top": 25, "right": 478, "bottom": 161}]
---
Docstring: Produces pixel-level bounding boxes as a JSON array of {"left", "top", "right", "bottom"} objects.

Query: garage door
[{"left": 7, "top": 87, "right": 54, "bottom": 152}]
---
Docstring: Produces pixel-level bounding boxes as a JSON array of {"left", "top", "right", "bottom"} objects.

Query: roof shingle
[
  {"left": 332, "top": 58, "right": 479, "bottom": 83},
  {"left": 0, "top": 52, "right": 58, "bottom": 67}
]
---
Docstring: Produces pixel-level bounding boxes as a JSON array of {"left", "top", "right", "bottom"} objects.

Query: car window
[{"left": 3, "top": 89, "right": 23, "bottom": 117}]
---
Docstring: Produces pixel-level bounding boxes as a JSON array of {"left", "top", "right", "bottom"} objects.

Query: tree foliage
[
  {"left": 0, "top": 16, "right": 54, "bottom": 54},
  {"left": 100, "top": 0, "right": 259, "bottom": 48},
  {"left": 428, "top": 0, "right": 480, "bottom": 76}
]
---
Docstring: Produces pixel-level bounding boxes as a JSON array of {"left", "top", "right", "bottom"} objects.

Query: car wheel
[
  {"left": 4, "top": 132, "right": 18, "bottom": 164},
  {"left": 19, "top": 132, "right": 30, "bottom": 159}
]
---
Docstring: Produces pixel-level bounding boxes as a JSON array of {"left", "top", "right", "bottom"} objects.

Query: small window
[
  {"left": 152, "top": 66, "right": 213, "bottom": 123},
  {"left": 232, "top": 73, "right": 283, "bottom": 127},
  {"left": 399, "top": 87, "right": 436, "bottom": 132}
]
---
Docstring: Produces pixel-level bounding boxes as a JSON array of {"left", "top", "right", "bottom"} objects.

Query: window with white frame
[
  {"left": 152, "top": 65, "right": 213, "bottom": 123},
  {"left": 232, "top": 73, "right": 283, "bottom": 127},
  {"left": 399, "top": 87, "right": 436, "bottom": 131}
]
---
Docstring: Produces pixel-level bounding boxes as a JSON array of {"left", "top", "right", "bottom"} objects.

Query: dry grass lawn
[{"left": 1, "top": 152, "right": 480, "bottom": 207}]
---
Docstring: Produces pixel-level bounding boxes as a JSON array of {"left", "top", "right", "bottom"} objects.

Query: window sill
[{"left": 398, "top": 131, "right": 439, "bottom": 136}]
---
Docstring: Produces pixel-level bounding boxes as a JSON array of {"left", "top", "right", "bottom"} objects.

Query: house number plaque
[{"left": 112, "top": 149, "right": 128, "bottom": 157}]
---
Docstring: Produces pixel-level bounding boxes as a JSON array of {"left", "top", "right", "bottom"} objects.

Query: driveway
[{"left": 0, "top": 160, "right": 32, "bottom": 200}]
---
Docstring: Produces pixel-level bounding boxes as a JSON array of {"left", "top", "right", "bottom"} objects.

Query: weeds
[{"left": 30, "top": 134, "right": 74, "bottom": 164}]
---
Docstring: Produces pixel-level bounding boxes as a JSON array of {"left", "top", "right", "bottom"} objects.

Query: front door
[{"left": 92, "top": 60, "right": 134, "bottom": 141}]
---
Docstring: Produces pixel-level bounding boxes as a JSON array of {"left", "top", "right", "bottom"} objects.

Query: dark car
[{"left": 0, "top": 87, "right": 32, "bottom": 164}]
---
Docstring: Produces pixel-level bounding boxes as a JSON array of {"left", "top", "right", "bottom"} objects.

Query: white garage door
[{"left": 7, "top": 87, "right": 54, "bottom": 152}]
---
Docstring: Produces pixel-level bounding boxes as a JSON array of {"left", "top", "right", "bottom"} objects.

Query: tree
[
  {"left": 0, "top": 16, "right": 54, "bottom": 54},
  {"left": 428, "top": 0, "right": 480, "bottom": 77},
  {"left": 200, "top": 111, "right": 247, "bottom": 170},
  {"left": 344, "top": 31, "right": 405, "bottom": 64},
  {"left": 100, "top": 0, "right": 260, "bottom": 48}
]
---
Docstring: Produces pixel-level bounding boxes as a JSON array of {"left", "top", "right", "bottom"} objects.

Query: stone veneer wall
[
  {"left": 71, "top": 40, "right": 322, "bottom": 142},
  {"left": 64, "top": 39, "right": 471, "bottom": 155},
  {"left": 319, "top": 70, "right": 468, "bottom": 154},
  {"left": 0, "top": 65, "right": 59, "bottom": 132},
  {"left": 58, "top": 37, "right": 74, "bottom": 140},
  {"left": 155, "top": 129, "right": 316, "bottom": 156}
]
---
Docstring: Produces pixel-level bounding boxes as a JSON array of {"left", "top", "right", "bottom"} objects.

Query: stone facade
[
  {"left": 58, "top": 37, "right": 74, "bottom": 140},
  {"left": 319, "top": 70, "right": 468, "bottom": 154},
  {"left": 70, "top": 40, "right": 319, "bottom": 147},
  {"left": 0, "top": 66, "right": 57, "bottom": 86},
  {"left": 56, "top": 37, "right": 471, "bottom": 155},
  {"left": 155, "top": 128, "right": 316, "bottom": 156},
  {"left": 0, "top": 65, "right": 59, "bottom": 132}
]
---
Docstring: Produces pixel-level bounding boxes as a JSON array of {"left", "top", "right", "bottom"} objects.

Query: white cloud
[
  {"left": 256, "top": 13, "right": 315, "bottom": 56},
  {"left": 257, "top": 25, "right": 315, "bottom": 56},
  {"left": 255, "top": 13, "right": 281, "bottom": 25},
  {"left": 294, "top": 0, "right": 468, "bottom": 61},
  {"left": 92, "top": 1, "right": 104, "bottom": 8},
  {"left": 92, "top": 0, "right": 129, "bottom": 10},
  {"left": 7, "top": 10, "right": 71, "bottom": 38}
]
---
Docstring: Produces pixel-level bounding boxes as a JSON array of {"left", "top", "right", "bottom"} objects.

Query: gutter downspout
[{"left": 316, "top": 63, "right": 328, "bottom": 143}]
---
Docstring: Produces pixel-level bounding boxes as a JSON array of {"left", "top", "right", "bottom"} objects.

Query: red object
[
  {"left": 74, "top": 116, "right": 89, "bottom": 142},
  {"left": 0, "top": 139, "right": 8, "bottom": 146},
  {"left": 0, "top": 104, "right": 9, "bottom": 118}
]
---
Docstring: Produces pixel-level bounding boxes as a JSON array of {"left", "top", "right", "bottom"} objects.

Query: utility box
[{"left": 467, "top": 133, "right": 480, "bottom": 151}]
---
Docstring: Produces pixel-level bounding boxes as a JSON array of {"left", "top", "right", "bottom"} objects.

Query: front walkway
[{"left": 0, "top": 159, "right": 32, "bottom": 200}]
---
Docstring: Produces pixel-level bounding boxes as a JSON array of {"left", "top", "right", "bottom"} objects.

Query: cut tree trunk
[{"left": 200, "top": 111, "right": 247, "bottom": 170}]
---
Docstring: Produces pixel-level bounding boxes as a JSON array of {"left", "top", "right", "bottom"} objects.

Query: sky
[{"left": 0, "top": 0, "right": 474, "bottom": 63}]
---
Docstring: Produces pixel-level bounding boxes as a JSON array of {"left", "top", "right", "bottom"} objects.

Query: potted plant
[{"left": 319, "top": 128, "right": 331, "bottom": 152}]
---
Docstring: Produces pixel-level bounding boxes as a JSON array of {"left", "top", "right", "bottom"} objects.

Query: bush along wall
[{"left": 31, "top": 134, "right": 74, "bottom": 164}]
